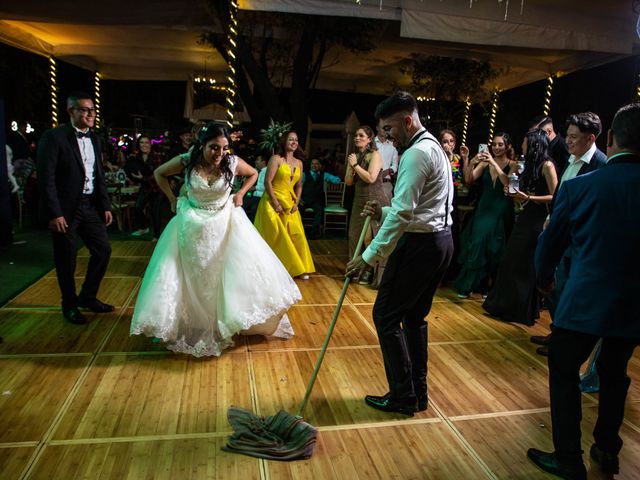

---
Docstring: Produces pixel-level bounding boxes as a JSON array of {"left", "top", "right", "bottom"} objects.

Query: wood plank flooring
[{"left": 1, "top": 239, "right": 639, "bottom": 479}]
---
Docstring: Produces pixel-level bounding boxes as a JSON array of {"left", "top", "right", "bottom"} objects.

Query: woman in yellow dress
[{"left": 254, "top": 130, "right": 315, "bottom": 278}]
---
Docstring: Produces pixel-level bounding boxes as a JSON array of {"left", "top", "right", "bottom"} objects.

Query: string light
[
  {"left": 194, "top": 76, "right": 228, "bottom": 91},
  {"left": 49, "top": 56, "right": 58, "bottom": 127},
  {"left": 94, "top": 71, "right": 102, "bottom": 129},
  {"left": 487, "top": 89, "right": 500, "bottom": 143},
  {"left": 636, "top": 73, "right": 640, "bottom": 100},
  {"left": 225, "top": 0, "right": 239, "bottom": 128},
  {"left": 461, "top": 97, "right": 471, "bottom": 146},
  {"left": 416, "top": 96, "right": 435, "bottom": 102},
  {"left": 543, "top": 74, "right": 554, "bottom": 116}
]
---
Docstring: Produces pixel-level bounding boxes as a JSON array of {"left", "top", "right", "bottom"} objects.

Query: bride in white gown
[{"left": 130, "top": 123, "right": 301, "bottom": 357}]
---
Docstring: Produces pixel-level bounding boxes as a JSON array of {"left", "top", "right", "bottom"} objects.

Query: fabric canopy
[{"left": 1, "top": 0, "right": 638, "bottom": 93}]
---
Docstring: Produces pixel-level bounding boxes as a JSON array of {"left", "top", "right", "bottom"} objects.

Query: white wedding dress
[{"left": 130, "top": 156, "right": 300, "bottom": 357}]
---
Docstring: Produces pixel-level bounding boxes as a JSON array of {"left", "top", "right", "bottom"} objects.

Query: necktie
[{"left": 76, "top": 131, "right": 91, "bottom": 139}]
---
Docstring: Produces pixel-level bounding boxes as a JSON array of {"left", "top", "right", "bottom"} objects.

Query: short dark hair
[
  {"left": 66, "top": 91, "right": 93, "bottom": 108},
  {"left": 566, "top": 112, "right": 602, "bottom": 137},
  {"left": 528, "top": 115, "right": 553, "bottom": 130},
  {"left": 611, "top": 103, "right": 640, "bottom": 152},
  {"left": 374, "top": 91, "right": 418, "bottom": 120}
]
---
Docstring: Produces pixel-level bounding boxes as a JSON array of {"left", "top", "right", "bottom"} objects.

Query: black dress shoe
[
  {"left": 78, "top": 298, "right": 114, "bottom": 313},
  {"left": 364, "top": 393, "right": 417, "bottom": 416},
  {"left": 417, "top": 394, "right": 428, "bottom": 412},
  {"left": 536, "top": 345, "right": 549, "bottom": 356},
  {"left": 531, "top": 333, "right": 551, "bottom": 346},
  {"left": 527, "top": 448, "right": 586, "bottom": 480},
  {"left": 590, "top": 443, "right": 619, "bottom": 474},
  {"left": 62, "top": 307, "right": 88, "bottom": 325}
]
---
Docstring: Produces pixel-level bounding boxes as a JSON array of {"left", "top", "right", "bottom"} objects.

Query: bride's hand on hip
[{"left": 233, "top": 193, "right": 243, "bottom": 207}]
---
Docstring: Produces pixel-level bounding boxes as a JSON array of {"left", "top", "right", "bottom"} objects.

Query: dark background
[{"left": 1, "top": 42, "right": 639, "bottom": 152}]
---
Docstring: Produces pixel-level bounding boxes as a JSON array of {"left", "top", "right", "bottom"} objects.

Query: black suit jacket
[
  {"left": 536, "top": 152, "right": 640, "bottom": 337},
  {"left": 37, "top": 123, "right": 111, "bottom": 223},
  {"left": 548, "top": 134, "right": 570, "bottom": 176},
  {"left": 548, "top": 147, "right": 607, "bottom": 215}
]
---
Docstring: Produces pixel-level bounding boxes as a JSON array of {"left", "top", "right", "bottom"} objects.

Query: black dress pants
[
  {"left": 372, "top": 230, "right": 453, "bottom": 403},
  {"left": 133, "top": 190, "right": 159, "bottom": 232},
  {"left": 548, "top": 327, "right": 639, "bottom": 460},
  {"left": 307, "top": 200, "right": 324, "bottom": 238},
  {"left": 51, "top": 196, "right": 111, "bottom": 308}
]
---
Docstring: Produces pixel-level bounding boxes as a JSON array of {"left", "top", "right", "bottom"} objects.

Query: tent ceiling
[{"left": 1, "top": 0, "right": 637, "bottom": 93}]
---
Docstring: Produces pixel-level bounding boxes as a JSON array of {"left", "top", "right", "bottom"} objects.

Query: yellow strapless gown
[{"left": 254, "top": 163, "right": 315, "bottom": 277}]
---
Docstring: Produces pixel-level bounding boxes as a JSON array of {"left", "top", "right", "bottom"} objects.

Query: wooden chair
[
  {"left": 301, "top": 206, "right": 315, "bottom": 232},
  {"left": 108, "top": 185, "right": 139, "bottom": 231},
  {"left": 323, "top": 182, "right": 348, "bottom": 236}
]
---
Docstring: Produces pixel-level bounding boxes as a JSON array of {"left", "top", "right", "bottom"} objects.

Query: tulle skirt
[{"left": 130, "top": 197, "right": 301, "bottom": 357}]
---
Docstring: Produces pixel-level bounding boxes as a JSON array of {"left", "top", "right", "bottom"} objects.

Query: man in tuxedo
[
  {"left": 37, "top": 92, "right": 114, "bottom": 325},
  {"left": 531, "top": 112, "right": 607, "bottom": 356},
  {"left": 527, "top": 103, "right": 640, "bottom": 479},
  {"left": 346, "top": 92, "right": 453, "bottom": 415}
]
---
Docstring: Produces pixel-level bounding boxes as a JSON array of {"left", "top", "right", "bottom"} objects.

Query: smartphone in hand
[{"left": 478, "top": 143, "right": 488, "bottom": 154}]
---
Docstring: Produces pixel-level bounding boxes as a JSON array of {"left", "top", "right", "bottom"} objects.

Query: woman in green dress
[{"left": 454, "top": 133, "right": 517, "bottom": 298}]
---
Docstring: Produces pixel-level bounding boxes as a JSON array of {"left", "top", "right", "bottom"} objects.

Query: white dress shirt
[
  {"left": 74, "top": 127, "right": 96, "bottom": 194},
  {"left": 559, "top": 142, "right": 597, "bottom": 186},
  {"left": 363, "top": 129, "right": 453, "bottom": 266},
  {"left": 375, "top": 136, "right": 399, "bottom": 180}
]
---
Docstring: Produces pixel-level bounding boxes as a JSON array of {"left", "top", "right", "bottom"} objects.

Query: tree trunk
[{"left": 289, "top": 28, "right": 318, "bottom": 149}]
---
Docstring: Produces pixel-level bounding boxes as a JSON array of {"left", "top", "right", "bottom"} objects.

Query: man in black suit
[
  {"left": 527, "top": 103, "right": 640, "bottom": 480},
  {"left": 531, "top": 112, "right": 607, "bottom": 356},
  {"left": 37, "top": 92, "right": 114, "bottom": 324},
  {"left": 529, "top": 115, "right": 570, "bottom": 176}
]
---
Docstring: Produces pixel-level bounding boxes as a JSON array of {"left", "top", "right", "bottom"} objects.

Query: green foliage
[
  {"left": 401, "top": 55, "right": 502, "bottom": 102},
  {"left": 259, "top": 119, "right": 293, "bottom": 155}
]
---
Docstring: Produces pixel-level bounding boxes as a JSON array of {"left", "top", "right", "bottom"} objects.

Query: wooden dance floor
[{"left": 1, "top": 239, "right": 639, "bottom": 479}]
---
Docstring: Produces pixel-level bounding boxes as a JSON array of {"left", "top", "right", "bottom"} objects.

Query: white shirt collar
[
  {"left": 73, "top": 125, "right": 90, "bottom": 135},
  {"left": 568, "top": 142, "right": 597, "bottom": 165}
]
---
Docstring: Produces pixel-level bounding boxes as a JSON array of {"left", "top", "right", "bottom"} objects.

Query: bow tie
[{"left": 76, "top": 131, "right": 91, "bottom": 139}]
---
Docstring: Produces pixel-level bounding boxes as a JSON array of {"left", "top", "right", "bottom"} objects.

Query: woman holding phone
[{"left": 454, "top": 132, "right": 517, "bottom": 298}]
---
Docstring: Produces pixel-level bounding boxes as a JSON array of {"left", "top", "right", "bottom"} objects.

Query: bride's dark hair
[{"left": 184, "top": 122, "right": 234, "bottom": 187}]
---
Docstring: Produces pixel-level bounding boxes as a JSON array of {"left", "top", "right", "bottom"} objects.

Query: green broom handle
[{"left": 296, "top": 215, "right": 372, "bottom": 417}]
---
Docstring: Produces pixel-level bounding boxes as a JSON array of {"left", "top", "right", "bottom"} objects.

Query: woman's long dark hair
[
  {"left": 493, "top": 131, "right": 515, "bottom": 160},
  {"left": 134, "top": 134, "right": 152, "bottom": 161},
  {"left": 277, "top": 130, "right": 306, "bottom": 161},
  {"left": 520, "top": 128, "right": 551, "bottom": 192},
  {"left": 184, "top": 122, "right": 234, "bottom": 187}
]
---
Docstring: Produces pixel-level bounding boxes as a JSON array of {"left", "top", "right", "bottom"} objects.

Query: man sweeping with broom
[
  {"left": 223, "top": 92, "right": 451, "bottom": 461},
  {"left": 346, "top": 91, "right": 454, "bottom": 416}
]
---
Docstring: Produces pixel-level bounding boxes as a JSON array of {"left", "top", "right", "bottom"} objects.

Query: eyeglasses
[{"left": 73, "top": 107, "right": 97, "bottom": 115}]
